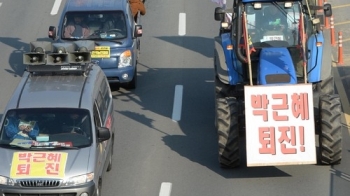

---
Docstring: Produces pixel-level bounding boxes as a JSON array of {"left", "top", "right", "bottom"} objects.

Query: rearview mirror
[
  {"left": 215, "top": 7, "right": 225, "bottom": 21},
  {"left": 48, "top": 26, "right": 57, "bottom": 40},
  {"left": 323, "top": 3, "right": 332, "bottom": 17}
]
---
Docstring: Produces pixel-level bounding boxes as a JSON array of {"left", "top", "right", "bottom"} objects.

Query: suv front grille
[{"left": 18, "top": 179, "right": 61, "bottom": 187}]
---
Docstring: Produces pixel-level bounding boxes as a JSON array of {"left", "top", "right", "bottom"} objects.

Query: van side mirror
[
  {"left": 134, "top": 25, "right": 143, "bottom": 38},
  {"left": 48, "top": 26, "right": 57, "bottom": 40},
  {"left": 323, "top": 3, "right": 332, "bottom": 17},
  {"left": 97, "top": 127, "right": 111, "bottom": 142},
  {"left": 215, "top": 7, "right": 225, "bottom": 21}
]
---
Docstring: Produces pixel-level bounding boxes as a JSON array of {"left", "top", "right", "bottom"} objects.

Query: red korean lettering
[
  {"left": 259, "top": 127, "right": 276, "bottom": 155},
  {"left": 32, "top": 152, "right": 46, "bottom": 162},
  {"left": 251, "top": 94, "right": 269, "bottom": 122},
  {"left": 299, "top": 126, "right": 305, "bottom": 152},
  {"left": 18, "top": 152, "right": 32, "bottom": 162},
  {"left": 45, "top": 163, "right": 60, "bottom": 175},
  {"left": 16, "top": 164, "right": 30, "bottom": 175},
  {"left": 271, "top": 93, "right": 289, "bottom": 121},
  {"left": 291, "top": 93, "right": 309, "bottom": 120},
  {"left": 278, "top": 126, "right": 297, "bottom": 154},
  {"left": 47, "top": 153, "right": 61, "bottom": 162}
]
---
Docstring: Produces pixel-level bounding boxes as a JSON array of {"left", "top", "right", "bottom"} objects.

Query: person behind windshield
[
  {"left": 4, "top": 111, "right": 39, "bottom": 141},
  {"left": 102, "top": 13, "right": 127, "bottom": 35},
  {"left": 62, "top": 113, "right": 87, "bottom": 134},
  {"left": 64, "top": 14, "right": 90, "bottom": 39},
  {"left": 262, "top": 5, "right": 288, "bottom": 32}
]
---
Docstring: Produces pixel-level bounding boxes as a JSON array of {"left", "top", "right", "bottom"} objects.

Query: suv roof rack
[{"left": 23, "top": 40, "right": 96, "bottom": 76}]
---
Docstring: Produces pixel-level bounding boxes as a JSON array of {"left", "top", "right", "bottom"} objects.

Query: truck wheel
[
  {"left": 319, "top": 94, "right": 342, "bottom": 165},
  {"left": 216, "top": 96, "right": 240, "bottom": 168}
]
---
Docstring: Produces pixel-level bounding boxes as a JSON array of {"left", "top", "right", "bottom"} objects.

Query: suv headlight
[
  {"left": 62, "top": 173, "right": 94, "bottom": 186},
  {"left": 118, "top": 50, "right": 132, "bottom": 68},
  {"left": 0, "top": 175, "right": 15, "bottom": 186}
]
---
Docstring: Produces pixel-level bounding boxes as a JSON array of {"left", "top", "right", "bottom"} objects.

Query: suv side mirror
[
  {"left": 134, "top": 25, "right": 143, "bottom": 38},
  {"left": 323, "top": 3, "right": 332, "bottom": 17},
  {"left": 215, "top": 7, "right": 225, "bottom": 21},
  {"left": 97, "top": 127, "right": 111, "bottom": 142},
  {"left": 48, "top": 26, "right": 57, "bottom": 40}
]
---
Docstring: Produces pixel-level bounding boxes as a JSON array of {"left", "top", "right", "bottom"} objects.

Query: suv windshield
[
  {"left": 62, "top": 11, "right": 127, "bottom": 40},
  {"left": 0, "top": 108, "right": 92, "bottom": 149},
  {"left": 245, "top": 2, "right": 302, "bottom": 47}
]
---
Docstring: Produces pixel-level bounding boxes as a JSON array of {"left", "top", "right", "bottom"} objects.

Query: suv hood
[{"left": 0, "top": 147, "right": 92, "bottom": 179}]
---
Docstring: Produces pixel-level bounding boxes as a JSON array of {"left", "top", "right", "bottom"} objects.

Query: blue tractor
[{"left": 214, "top": 0, "right": 342, "bottom": 168}]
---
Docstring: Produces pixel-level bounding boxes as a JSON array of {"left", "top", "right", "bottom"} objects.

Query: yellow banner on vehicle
[
  {"left": 10, "top": 152, "right": 68, "bottom": 179},
  {"left": 91, "top": 46, "right": 110, "bottom": 58}
]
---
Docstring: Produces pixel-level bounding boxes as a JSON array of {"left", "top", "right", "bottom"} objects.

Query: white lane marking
[
  {"left": 159, "top": 182, "right": 172, "bottom": 196},
  {"left": 50, "top": 0, "right": 62, "bottom": 15},
  {"left": 0, "top": 2, "right": 2, "bottom": 7},
  {"left": 172, "top": 85, "right": 183, "bottom": 122},
  {"left": 178, "top": 13, "right": 186, "bottom": 36}
]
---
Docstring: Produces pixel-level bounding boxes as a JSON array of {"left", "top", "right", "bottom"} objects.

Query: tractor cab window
[{"left": 245, "top": 2, "right": 302, "bottom": 48}]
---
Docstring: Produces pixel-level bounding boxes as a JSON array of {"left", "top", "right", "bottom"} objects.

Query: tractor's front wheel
[
  {"left": 216, "top": 96, "right": 240, "bottom": 168},
  {"left": 319, "top": 94, "right": 342, "bottom": 165}
]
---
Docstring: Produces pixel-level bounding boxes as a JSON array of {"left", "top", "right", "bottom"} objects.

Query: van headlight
[
  {"left": 63, "top": 173, "right": 94, "bottom": 186},
  {"left": 118, "top": 50, "right": 132, "bottom": 68},
  {"left": 0, "top": 175, "right": 15, "bottom": 186}
]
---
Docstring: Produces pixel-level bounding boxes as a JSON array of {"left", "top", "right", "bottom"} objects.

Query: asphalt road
[{"left": 0, "top": 0, "right": 349, "bottom": 196}]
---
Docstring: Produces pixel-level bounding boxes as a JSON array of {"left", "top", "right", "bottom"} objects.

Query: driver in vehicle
[
  {"left": 102, "top": 13, "right": 126, "bottom": 36},
  {"left": 61, "top": 113, "right": 88, "bottom": 135},
  {"left": 64, "top": 14, "right": 90, "bottom": 39},
  {"left": 262, "top": 5, "right": 288, "bottom": 32}
]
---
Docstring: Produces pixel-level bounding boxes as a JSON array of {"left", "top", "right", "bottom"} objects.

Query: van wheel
[
  {"left": 125, "top": 69, "right": 137, "bottom": 90},
  {"left": 106, "top": 139, "right": 114, "bottom": 172},
  {"left": 96, "top": 180, "right": 102, "bottom": 196}
]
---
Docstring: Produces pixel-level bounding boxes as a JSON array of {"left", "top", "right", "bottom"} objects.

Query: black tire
[
  {"left": 125, "top": 68, "right": 137, "bottom": 90},
  {"left": 96, "top": 180, "right": 102, "bottom": 196},
  {"left": 317, "top": 75, "right": 334, "bottom": 95},
  {"left": 319, "top": 94, "right": 342, "bottom": 165},
  {"left": 106, "top": 140, "right": 113, "bottom": 172},
  {"left": 216, "top": 96, "right": 240, "bottom": 168}
]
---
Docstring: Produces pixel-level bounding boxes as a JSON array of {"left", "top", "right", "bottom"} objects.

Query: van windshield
[
  {"left": 0, "top": 108, "right": 92, "bottom": 149},
  {"left": 62, "top": 11, "right": 127, "bottom": 40}
]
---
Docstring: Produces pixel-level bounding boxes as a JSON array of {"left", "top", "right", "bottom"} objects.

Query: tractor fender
[
  {"left": 214, "top": 33, "right": 243, "bottom": 85},
  {"left": 258, "top": 47, "right": 297, "bottom": 85},
  {"left": 214, "top": 36, "right": 229, "bottom": 84},
  {"left": 307, "top": 31, "right": 332, "bottom": 82},
  {"left": 320, "top": 30, "right": 332, "bottom": 80}
]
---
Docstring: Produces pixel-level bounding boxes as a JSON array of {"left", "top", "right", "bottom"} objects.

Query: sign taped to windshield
[{"left": 91, "top": 46, "right": 110, "bottom": 58}]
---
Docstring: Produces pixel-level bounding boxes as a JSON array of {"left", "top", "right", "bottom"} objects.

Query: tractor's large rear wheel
[
  {"left": 319, "top": 94, "right": 342, "bottom": 165},
  {"left": 216, "top": 96, "right": 240, "bottom": 168}
]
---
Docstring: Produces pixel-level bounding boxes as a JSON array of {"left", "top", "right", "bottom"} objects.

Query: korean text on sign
[
  {"left": 245, "top": 84, "right": 316, "bottom": 167},
  {"left": 10, "top": 152, "right": 68, "bottom": 178}
]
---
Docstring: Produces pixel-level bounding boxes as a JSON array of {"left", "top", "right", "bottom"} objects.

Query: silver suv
[{"left": 0, "top": 41, "right": 115, "bottom": 196}]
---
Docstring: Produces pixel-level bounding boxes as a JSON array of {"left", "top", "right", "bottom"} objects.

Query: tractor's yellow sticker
[
  {"left": 10, "top": 152, "right": 68, "bottom": 179},
  {"left": 91, "top": 46, "right": 111, "bottom": 58}
]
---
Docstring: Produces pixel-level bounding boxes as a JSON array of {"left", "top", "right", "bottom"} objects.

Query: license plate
[
  {"left": 91, "top": 46, "right": 110, "bottom": 58},
  {"left": 261, "top": 35, "right": 284, "bottom": 42}
]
